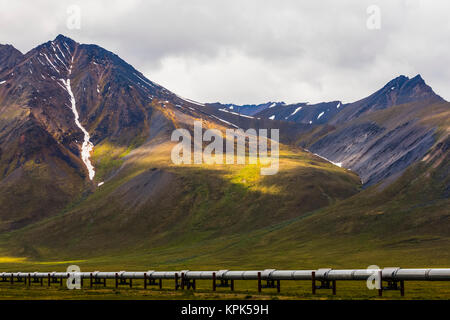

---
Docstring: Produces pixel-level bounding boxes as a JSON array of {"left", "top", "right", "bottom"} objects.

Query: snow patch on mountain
[
  {"left": 290, "top": 106, "right": 302, "bottom": 116},
  {"left": 176, "top": 94, "right": 205, "bottom": 107},
  {"left": 305, "top": 149, "right": 343, "bottom": 168},
  {"left": 210, "top": 114, "right": 239, "bottom": 128},
  {"left": 218, "top": 108, "right": 254, "bottom": 119},
  {"left": 60, "top": 62, "right": 96, "bottom": 180}
]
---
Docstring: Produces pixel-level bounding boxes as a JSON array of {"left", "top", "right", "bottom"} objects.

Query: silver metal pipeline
[
  {"left": 148, "top": 271, "right": 179, "bottom": 279},
  {"left": 184, "top": 271, "right": 216, "bottom": 280},
  {"left": 267, "top": 270, "right": 316, "bottom": 280},
  {"left": 1, "top": 268, "right": 450, "bottom": 281}
]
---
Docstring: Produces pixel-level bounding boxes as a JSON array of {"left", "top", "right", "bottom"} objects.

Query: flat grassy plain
[
  {"left": 1, "top": 222, "right": 449, "bottom": 300},
  {"left": 0, "top": 278, "right": 449, "bottom": 300}
]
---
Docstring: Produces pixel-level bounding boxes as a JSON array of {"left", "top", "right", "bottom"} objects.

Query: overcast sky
[{"left": 1, "top": 0, "right": 449, "bottom": 104}]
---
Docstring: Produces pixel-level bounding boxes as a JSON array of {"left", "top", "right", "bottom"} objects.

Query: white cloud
[{"left": 0, "top": 0, "right": 449, "bottom": 103}]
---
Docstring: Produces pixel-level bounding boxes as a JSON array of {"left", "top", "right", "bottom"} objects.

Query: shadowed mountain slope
[{"left": 299, "top": 76, "right": 447, "bottom": 186}]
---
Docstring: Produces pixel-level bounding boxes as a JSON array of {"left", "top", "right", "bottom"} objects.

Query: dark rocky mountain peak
[
  {"left": 382, "top": 74, "right": 409, "bottom": 90},
  {"left": 330, "top": 74, "right": 442, "bottom": 124},
  {"left": 304, "top": 74, "right": 447, "bottom": 186},
  {"left": 0, "top": 43, "right": 24, "bottom": 75}
]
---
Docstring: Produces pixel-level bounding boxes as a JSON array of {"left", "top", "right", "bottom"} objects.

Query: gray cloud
[{"left": 0, "top": 0, "right": 449, "bottom": 104}]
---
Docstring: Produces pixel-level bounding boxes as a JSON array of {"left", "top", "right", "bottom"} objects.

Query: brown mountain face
[
  {"left": 0, "top": 38, "right": 84, "bottom": 230},
  {"left": 0, "top": 35, "right": 223, "bottom": 230}
]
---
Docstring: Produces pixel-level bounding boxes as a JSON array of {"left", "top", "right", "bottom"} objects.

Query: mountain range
[{"left": 0, "top": 35, "right": 448, "bottom": 269}]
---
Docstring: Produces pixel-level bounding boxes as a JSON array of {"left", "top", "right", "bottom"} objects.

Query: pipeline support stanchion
[
  {"left": 400, "top": 280, "right": 405, "bottom": 297},
  {"left": 312, "top": 271, "right": 316, "bottom": 295},
  {"left": 144, "top": 273, "right": 147, "bottom": 289},
  {"left": 212, "top": 272, "right": 216, "bottom": 291},
  {"left": 277, "top": 280, "right": 280, "bottom": 293},
  {"left": 181, "top": 273, "right": 185, "bottom": 290},
  {"left": 257, "top": 272, "right": 262, "bottom": 293},
  {"left": 378, "top": 271, "right": 383, "bottom": 297}
]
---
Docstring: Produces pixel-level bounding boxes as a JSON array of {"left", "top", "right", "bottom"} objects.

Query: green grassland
[
  {"left": 0, "top": 276, "right": 449, "bottom": 300},
  {"left": 0, "top": 141, "right": 361, "bottom": 259},
  {"left": 0, "top": 130, "right": 448, "bottom": 299}
]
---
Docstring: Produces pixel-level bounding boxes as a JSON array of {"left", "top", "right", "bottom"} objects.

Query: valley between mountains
[{"left": 0, "top": 35, "right": 448, "bottom": 270}]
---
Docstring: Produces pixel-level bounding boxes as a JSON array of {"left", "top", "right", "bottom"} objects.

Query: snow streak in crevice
[{"left": 61, "top": 61, "right": 95, "bottom": 180}]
